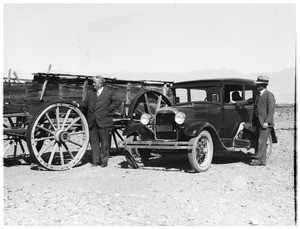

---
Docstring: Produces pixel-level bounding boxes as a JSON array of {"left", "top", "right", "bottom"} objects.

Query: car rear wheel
[{"left": 188, "top": 130, "right": 214, "bottom": 172}]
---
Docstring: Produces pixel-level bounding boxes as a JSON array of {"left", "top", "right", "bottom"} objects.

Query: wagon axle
[{"left": 55, "top": 130, "right": 70, "bottom": 143}]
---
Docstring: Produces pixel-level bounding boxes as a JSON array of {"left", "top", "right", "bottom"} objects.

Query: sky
[{"left": 2, "top": 3, "right": 296, "bottom": 80}]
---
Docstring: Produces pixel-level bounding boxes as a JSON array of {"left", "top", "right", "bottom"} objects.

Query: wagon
[{"left": 3, "top": 66, "right": 173, "bottom": 171}]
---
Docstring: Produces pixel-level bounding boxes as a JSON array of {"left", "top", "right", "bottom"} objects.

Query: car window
[
  {"left": 190, "top": 89, "right": 207, "bottom": 102},
  {"left": 175, "top": 88, "right": 188, "bottom": 103},
  {"left": 245, "top": 86, "right": 255, "bottom": 100},
  {"left": 174, "top": 87, "right": 221, "bottom": 103},
  {"left": 224, "top": 85, "right": 243, "bottom": 103}
]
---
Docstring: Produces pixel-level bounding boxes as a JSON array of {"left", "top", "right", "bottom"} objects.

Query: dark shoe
[
  {"left": 250, "top": 159, "right": 262, "bottom": 166},
  {"left": 92, "top": 163, "right": 100, "bottom": 167},
  {"left": 101, "top": 162, "right": 108, "bottom": 168}
]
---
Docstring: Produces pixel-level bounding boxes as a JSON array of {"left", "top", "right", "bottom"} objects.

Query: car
[{"left": 121, "top": 78, "right": 277, "bottom": 172}]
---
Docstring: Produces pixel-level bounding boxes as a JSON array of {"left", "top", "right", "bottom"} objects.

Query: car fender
[
  {"left": 183, "top": 121, "right": 227, "bottom": 150},
  {"left": 122, "top": 123, "right": 154, "bottom": 140}
]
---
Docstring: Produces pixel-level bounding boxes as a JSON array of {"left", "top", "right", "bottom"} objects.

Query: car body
[{"left": 121, "top": 78, "right": 277, "bottom": 172}]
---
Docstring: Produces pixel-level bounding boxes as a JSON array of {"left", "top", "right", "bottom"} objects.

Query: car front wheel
[{"left": 188, "top": 130, "right": 214, "bottom": 172}]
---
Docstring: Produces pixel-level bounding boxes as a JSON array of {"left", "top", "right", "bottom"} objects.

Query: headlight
[
  {"left": 175, "top": 112, "right": 186, "bottom": 125},
  {"left": 140, "top": 113, "right": 151, "bottom": 125}
]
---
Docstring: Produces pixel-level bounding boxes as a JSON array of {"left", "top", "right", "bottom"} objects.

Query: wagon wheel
[
  {"left": 128, "top": 90, "right": 172, "bottom": 123},
  {"left": 26, "top": 102, "right": 89, "bottom": 171},
  {"left": 3, "top": 114, "right": 29, "bottom": 163},
  {"left": 266, "top": 133, "right": 273, "bottom": 158},
  {"left": 125, "top": 135, "right": 150, "bottom": 168}
]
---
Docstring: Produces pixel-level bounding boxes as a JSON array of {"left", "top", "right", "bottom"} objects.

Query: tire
[
  {"left": 266, "top": 133, "right": 273, "bottom": 158},
  {"left": 188, "top": 130, "right": 214, "bottom": 172}
]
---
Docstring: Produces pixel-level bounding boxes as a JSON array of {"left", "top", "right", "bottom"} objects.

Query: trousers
[
  {"left": 89, "top": 121, "right": 112, "bottom": 164},
  {"left": 254, "top": 125, "right": 270, "bottom": 165}
]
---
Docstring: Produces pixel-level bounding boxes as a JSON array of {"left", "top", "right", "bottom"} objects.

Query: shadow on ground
[
  {"left": 3, "top": 148, "right": 252, "bottom": 172},
  {"left": 121, "top": 150, "right": 253, "bottom": 172}
]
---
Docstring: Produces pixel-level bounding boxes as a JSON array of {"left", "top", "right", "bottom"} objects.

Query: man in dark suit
[
  {"left": 233, "top": 75, "right": 276, "bottom": 166},
  {"left": 73, "top": 76, "right": 121, "bottom": 167}
]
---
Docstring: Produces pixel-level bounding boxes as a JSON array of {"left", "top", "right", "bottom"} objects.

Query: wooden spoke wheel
[
  {"left": 266, "top": 133, "right": 273, "bottom": 159},
  {"left": 3, "top": 113, "right": 29, "bottom": 161},
  {"left": 26, "top": 102, "right": 89, "bottom": 171},
  {"left": 125, "top": 135, "right": 150, "bottom": 168},
  {"left": 128, "top": 90, "right": 172, "bottom": 123}
]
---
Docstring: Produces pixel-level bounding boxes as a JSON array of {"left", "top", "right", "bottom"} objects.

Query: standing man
[
  {"left": 233, "top": 75, "right": 276, "bottom": 166},
  {"left": 73, "top": 76, "right": 121, "bottom": 167}
]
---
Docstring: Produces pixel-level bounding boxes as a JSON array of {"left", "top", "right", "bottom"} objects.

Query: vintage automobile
[{"left": 121, "top": 78, "right": 277, "bottom": 172}]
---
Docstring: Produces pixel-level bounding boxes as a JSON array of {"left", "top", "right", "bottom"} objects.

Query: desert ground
[{"left": 2, "top": 105, "right": 296, "bottom": 226}]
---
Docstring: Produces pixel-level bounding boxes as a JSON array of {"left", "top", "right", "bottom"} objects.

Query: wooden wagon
[{"left": 3, "top": 69, "right": 173, "bottom": 171}]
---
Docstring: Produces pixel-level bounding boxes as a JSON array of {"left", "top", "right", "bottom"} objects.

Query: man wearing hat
[{"left": 233, "top": 75, "right": 276, "bottom": 166}]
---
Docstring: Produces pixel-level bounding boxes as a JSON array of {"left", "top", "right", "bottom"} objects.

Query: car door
[{"left": 220, "top": 84, "right": 254, "bottom": 140}]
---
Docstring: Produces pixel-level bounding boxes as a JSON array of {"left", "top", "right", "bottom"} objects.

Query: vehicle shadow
[
  {"left": 123, "top": 150, "right": 253, "bottom": 172},
  {"left": 142, "top": 154, "right": 191, "bottom": 172},
  {"left": 212, "top": 150, "right": 253, "bottom": 165}
]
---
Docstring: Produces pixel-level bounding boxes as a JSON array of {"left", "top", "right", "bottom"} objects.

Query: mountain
[{"left": 106, "top": 67, "right": 295, "bottom": 104}]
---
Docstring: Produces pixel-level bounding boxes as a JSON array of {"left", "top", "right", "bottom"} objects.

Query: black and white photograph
[{"left": 2, "top": 1, "right": 297, "bottom": 226}]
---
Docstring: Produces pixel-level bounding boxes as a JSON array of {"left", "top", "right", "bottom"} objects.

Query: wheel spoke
[
  {"left": 144, "top": 93, "right": 152, "bottom": 116},
  {"left": 8, "top": 117, "right": 14, "bottom": 127},
  {"left": 37, "top": 139, "right": 55, "bottom": 156},
  {"left": 61, "top": 108, "right": 72, "bottom": 129},
  {"left": 68, "top": 139, "right": 83, "bottom": 147},
  {"left": 135, "top": 108, "right": 143, "bottom": 115},
  {"left": 45, "top": 112, "right": 57, "bottom": 131},
  {"left": 59, "top": 146, "right": 64, "bottom": 165},
  {"left": 155, "top": 95, "right": 162, "bottom": 113},
  {"left": 62, "top": 142, "right": 75, "bottom": 159},
  {"left": 4, "top": 141, "right": 13, "bottom": 154},
  {"left": 65, "top": 117, "right": 81, "bottom": 131},
  {"left": 56, "top": 107, "right": 60, "bottom": 129},
  {"left": 196, "top": 152, "right": 203, "bottom": 164},
  {"left": 48, "top": 143, "right": 58, "bottom": 165},
  {"left": 69, "top": 131, "right": 85, "bottom": 136},
  {"left": 36, "top": 125, "right": 55, "bottom": 135},
  {"left": 18, "top": 139, "right": 25, "bottom": 153},
  {"left": 34, "top": 136, "right": 55, "bottom": 142}
]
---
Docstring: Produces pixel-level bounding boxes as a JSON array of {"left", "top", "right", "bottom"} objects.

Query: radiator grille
[{"left": 155, "top": 112, "right": 177, "bottom": 140}]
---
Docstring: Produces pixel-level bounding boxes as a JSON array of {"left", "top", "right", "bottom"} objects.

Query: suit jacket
[
  {"left": 79, "top": 87, "right": 122, "bottom": 128},
  {"left": 236, "top": 89, "right": 276, "bottom": 126}
]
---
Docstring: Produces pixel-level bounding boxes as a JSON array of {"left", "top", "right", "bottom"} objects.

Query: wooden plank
[{"left": 3, "top": 113, "right": 28, "bottom": 118}]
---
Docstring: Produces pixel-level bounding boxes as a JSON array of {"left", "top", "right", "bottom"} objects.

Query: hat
[{"left": 254, "top": 75, "right": 269, "bottom": 84}]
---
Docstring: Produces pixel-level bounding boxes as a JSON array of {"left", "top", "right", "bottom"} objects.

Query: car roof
[{"left": 172, "top": 78, "right": 256, "bottom": 88}]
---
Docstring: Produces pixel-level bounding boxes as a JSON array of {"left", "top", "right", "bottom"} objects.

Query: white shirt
[
  {"left": 97, "top": 87, "right": 104, "bottom": 97},
  {"left": 260, "top": 88, "right": 266, "bottom": 95}
]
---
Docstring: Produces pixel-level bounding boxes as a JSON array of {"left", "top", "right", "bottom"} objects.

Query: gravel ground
[{"left": 2, "top": 127, "right": 296, "bottom": 226}]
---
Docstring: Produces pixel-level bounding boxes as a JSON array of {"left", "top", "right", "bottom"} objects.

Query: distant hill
[{"left": 107, "top": 67, "right": 295, "bottom": 104}]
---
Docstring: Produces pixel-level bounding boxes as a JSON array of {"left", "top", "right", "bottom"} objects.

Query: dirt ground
[{"left": 2, "top": 106, "right": 296, "bottom": 226}]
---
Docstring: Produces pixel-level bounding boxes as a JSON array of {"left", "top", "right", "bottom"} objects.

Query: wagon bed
[{"left": 3, "top": 71, "right": 173, "bottom": 170}]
